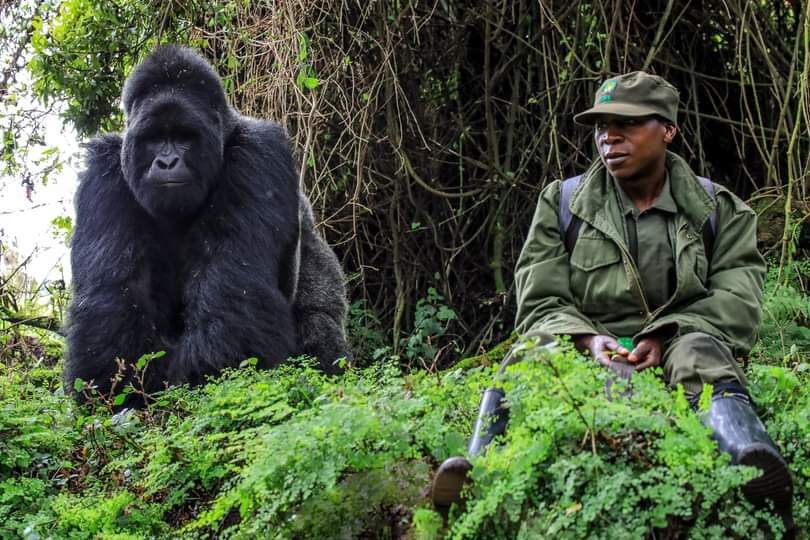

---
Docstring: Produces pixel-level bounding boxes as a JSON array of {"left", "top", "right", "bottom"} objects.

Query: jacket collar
[
  {"left": 569, "top": 151, "right": 716, "bottom": 238},
  {"left": 614, "top": 171, "right": 677, "bottom": 216}
]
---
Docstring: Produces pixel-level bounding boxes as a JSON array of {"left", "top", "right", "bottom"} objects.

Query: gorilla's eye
[
  {"left": 139, "top": 126, "right": 196, "bottom": 149},
  {"left": 174, "top": 128, "right": 197, "bottom": 142},
  {"left": 139, "top": 128, "right": 164, "bottom": 144},
  {"left": 146, "top": 135, "right": 164, "bottom": 145}
]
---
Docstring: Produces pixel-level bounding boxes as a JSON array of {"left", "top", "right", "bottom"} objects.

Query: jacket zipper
[{"left": 615, "top": 240, "right": 651, "bottom": 318}]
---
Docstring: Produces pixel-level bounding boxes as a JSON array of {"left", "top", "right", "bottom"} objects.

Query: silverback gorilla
[{"left": 64, "top": 46, "right": 350, "bottom": 402}]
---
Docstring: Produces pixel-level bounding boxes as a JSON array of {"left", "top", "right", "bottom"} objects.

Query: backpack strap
[
  {"left": 558, "top": 175, "right": 583, "bottom": 254},
  {"left": 696, "top": 176, "right": 717, "bottom": 257}
]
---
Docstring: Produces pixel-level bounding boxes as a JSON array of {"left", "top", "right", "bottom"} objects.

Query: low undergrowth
[{"left": 2, "top": 336, "right": 809, "bottom": 539}]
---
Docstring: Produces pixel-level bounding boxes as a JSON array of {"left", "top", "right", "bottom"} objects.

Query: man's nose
[{"left": 599, "top": 124, "right": 624, "bottom": 144}]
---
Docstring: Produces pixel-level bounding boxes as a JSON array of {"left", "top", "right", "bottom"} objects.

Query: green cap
[{"left": 574, "top": 71, "right": 679, "bottom": 126}]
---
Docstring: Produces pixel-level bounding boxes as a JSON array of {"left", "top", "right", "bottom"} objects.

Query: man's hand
[
  {"left": 627, "top": 336, "right": 663, "bottom": 371},
  {"left": 572, "top": 334, "right": 630, "bottom": 366}
]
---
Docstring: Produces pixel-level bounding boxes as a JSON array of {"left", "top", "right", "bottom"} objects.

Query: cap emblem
[{"left": 598, "top": 80, "right": 617, "bottom": 103}]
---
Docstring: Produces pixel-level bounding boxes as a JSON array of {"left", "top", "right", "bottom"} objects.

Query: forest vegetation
[{"left": 0, "top": 0, "right": 808, "bottom": 538}]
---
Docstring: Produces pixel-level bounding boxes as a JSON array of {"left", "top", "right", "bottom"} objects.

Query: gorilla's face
[{"left": 122, "top": 96, "right": 225, "bottom": 219}]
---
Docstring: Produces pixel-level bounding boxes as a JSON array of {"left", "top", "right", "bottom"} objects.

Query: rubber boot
[
  {"left": 468, "top": 388, "right": 510, "bottom": 455},
  {"left": 604, "top": 358, "right": 634, "bottom": 401},
  {"left": 701, "top": 386, "right": 795, "bottom": 537},
  {"left": 431, "top": 388, "right": 509, "bottom": 509}
]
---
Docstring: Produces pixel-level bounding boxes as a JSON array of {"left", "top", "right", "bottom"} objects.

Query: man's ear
[{"left": 663, "top": 122, "right": 678, "bottom": 144}]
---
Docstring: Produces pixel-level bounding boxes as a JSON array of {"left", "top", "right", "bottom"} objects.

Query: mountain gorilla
[{"left": 64, "top": 46, "right": 350, "bottom": 403}]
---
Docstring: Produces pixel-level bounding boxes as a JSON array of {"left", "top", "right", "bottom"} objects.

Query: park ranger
[{"left": 431, "top": 71, "right": 794, "bottom": 533}]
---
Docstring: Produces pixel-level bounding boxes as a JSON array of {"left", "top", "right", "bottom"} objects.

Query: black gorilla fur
[{"left": 64, "top": 46, "right": 350, "bottom": 401}]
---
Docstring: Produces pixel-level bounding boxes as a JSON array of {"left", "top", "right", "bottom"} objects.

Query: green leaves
[
  {"left": 405, "top": 287, "right": 458, "bottom": 364},
  {"left": 447, "top": 342, "right": 803, "bottom": 539},
  {"left": 297, "top": 33, "right": 310, "bottom": 62},
  {"left": 135, "top": 350, "right": 165, "bottom": 370},
  {"left": 295, "top": 32, "right": 320, "bottom": 91},
  {"left": 296, "top": 68, "right": 320, "bottom": 90},
  {"left": 1, "top": 336, "right": 808, "bottom": 537}
]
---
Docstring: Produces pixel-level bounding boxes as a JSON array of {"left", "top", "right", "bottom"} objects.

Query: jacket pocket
[
  {"left": 569, "top": 237, "right": 632, "bottom": 315},
  {"left": 570, "top": 237, "right": 621, "bottom": 271},
  {"left": 676, "top": 235, "right": 709, "bottom": 299}
]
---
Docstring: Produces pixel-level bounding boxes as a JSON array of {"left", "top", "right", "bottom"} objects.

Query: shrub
[{"left": 2, "top": 340, "right": 807, "bottom": 538}]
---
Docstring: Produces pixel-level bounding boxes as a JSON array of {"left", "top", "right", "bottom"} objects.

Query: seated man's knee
[
  {"left": 668, "top": 332, "right": 733, "bottom": 356},
  {"left": 663, "top": 332, "right": 746, "bottom": 397}
]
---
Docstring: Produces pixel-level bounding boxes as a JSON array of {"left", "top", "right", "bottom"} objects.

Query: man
[{"left": 431, "top": 72, "right": 793, "bottom": 530}]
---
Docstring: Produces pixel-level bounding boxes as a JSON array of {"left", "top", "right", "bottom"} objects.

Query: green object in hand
[{"left": 618, "top": 337, "right": 634, "bottom": 350}]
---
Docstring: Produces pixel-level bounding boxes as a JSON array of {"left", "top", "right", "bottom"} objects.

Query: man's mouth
[{"left": 603, "top": 152, "right": 629, "bottom": 167}]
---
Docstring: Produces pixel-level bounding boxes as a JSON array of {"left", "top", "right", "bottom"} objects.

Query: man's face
[{"left": 593, "top": 116, "right": 677, "bottom": 182}]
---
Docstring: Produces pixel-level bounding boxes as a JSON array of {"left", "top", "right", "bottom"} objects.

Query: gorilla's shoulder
[
  {"left": 228, "top": 117, "right": 293, "bottom": 159},
  {"left": 82, "top": 134, "right": 123, "bottom": 163},
  {"left": 226, "top": 117, "right": 297, "bottom": 194},
  {"left": 76, "top": 134, "right": 128, "bottom": 207},
  {"left": 80, "top": 134, "right": 124, "bottom": 181}
]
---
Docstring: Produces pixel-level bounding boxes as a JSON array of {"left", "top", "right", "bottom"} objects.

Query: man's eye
[{"left": 623, "top": 117, "right": 647, "bottom": 127}]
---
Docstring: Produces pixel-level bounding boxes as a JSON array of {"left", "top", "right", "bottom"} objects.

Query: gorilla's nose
[{"left": 156, "top": 156, "right": 180, "bottom": 170}]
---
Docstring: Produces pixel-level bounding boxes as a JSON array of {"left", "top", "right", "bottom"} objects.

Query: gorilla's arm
[
  {"left": 293, "top": 194, "right": 351, "bottom": 373},
  {"left": 166, "top": 122, "right": 300, "bottom": 385},
  {"left": 64, "top": 136, "right": 168, "bottom": 397}
]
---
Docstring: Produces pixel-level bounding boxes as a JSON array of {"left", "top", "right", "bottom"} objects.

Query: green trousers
[{"left": 662, "top": 332, "right": 747, "bottom": 397}]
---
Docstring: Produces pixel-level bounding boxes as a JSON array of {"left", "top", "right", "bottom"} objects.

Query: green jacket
[{"left": 514, "top": 152, "right": 766, "bottom": 355}]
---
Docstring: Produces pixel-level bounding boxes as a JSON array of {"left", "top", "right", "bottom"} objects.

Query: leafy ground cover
[
  {"left": 0, "top": 261, "right": 807, "bottom": 539},
  {"left": 2, "top": 333, "right": 808, "bottom": 539}
]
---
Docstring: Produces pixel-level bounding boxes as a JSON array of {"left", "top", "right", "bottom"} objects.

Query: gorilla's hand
[{"left": 573, "top": 334, "right": 630, "bottom": 366}]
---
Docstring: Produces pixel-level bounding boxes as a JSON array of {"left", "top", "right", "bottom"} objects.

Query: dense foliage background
[
  {"left": 1, "top": 0, "right": 809, "bottom": 538},
  {"left": 2, "top": 0, "right": 808, "bottom": 359}
]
